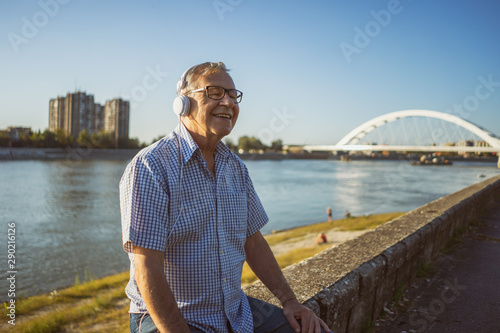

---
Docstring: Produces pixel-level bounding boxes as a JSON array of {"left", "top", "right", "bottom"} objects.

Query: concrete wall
[{"left": 243, "top": 175, "right": 500, "bottom": 332}]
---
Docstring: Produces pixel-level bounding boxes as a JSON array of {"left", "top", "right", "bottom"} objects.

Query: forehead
[{"left": 196, "top": 70, "right": 235, "bottom": 89}]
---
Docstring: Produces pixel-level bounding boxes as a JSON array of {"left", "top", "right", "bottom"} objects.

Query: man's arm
[
  {"left": 245, "top": 231, "right": 330, "bottom": 333},
  {"left": 133, "top": 245, "right": 190, "bottom": 333}
]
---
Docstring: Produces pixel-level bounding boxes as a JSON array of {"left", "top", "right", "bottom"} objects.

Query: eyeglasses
[{"left": 187, "top": 86, "right": 243, "bottom": 103}]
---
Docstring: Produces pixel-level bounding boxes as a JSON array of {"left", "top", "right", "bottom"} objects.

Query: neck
[
  {"left": 189, "top": 130, "right": 218, "bottom": 158},
  {"left": 181, "top": 119, "right": 222, "bottom": 159},
  {"left": 182, "top": 123, "right": 219, "bottom": 178}
]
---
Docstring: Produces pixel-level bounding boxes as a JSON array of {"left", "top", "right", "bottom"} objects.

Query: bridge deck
[{"left": 303, "top": 144, "right": 499, "bottom": 153}]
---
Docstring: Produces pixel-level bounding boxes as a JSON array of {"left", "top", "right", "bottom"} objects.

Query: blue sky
[{"left": 1, "top": 0, "right": 500, "bottom": 145}]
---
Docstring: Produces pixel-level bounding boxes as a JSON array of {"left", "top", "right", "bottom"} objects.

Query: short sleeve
[
  {"left": 120, "top": 155, "right": 170, "bottom": 253},
  {"left": 244, "top": 168, "right": 268, "bottom": 237}
]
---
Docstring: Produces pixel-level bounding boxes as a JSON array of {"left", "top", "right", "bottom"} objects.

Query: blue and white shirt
[{"left": 120, "top": 123, "right": 268, "bottom": 333}]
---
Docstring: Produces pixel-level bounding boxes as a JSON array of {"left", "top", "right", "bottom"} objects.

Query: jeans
[{"left": 129, "top": 296, "right": 332, "bottom": 333}]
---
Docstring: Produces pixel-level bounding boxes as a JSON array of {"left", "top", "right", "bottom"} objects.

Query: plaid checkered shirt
[{"left": 120, "top": 123, "right": 268, "bottom": 333}]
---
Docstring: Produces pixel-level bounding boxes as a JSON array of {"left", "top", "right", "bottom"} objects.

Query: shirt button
[
  {"left": 221, "top": 249, "right": 224, "bottom": 254},
  {"left": 224, "top": 278, "right": 227, "bottom": 283}
]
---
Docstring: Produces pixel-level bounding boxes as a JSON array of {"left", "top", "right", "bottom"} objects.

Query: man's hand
[
  {"left": 245, "top": 232, "right": 331, "bottom": 332},
  {"left": 283, "top": 299, "right": 331, "bottom": 333}
]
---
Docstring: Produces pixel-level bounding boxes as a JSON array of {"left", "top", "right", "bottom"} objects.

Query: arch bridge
[{"left": 303, "top": 110, "right": 500, "bottom": 168}]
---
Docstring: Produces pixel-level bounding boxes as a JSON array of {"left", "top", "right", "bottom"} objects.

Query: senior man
[{"left": 120, "top": 61, "right": 331, "bottom": 333}]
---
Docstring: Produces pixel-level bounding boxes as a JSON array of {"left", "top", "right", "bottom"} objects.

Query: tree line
[
  {"left": 0, "top": 129, "right": 143, "bottom": 149},
  {"left": 145, "top": 135, "right": 284, "bottom": 153},
  {"left": 0, "top": 130, "right": 285, "bottom": 153},
  {"left": 226, "top": 136, "right": 283, "bottom": 153}
]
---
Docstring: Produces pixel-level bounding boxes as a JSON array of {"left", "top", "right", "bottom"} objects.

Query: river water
[{"left": 0, "top": 158, "right": 498, "bottom": 299}]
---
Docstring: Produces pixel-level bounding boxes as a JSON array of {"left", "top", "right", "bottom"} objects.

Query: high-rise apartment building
[
  {"left": 63, "top": 92, "right": 95, "bottom": 137},
  {"left": 104, "top": 98, "right": 130, "bottom": 142},
  {"left": 49, "top": 97, "right": 65, "bottom": 132},
  {"left": 94, "top": 103, "right": 105, "bottom": 134},
  {"left": 49, "top": 91, "right": 129, "bottom": 140}
]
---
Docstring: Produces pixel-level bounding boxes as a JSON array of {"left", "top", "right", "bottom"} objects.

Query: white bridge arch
[
  {"left": 303, "top": 110, "right": 500, "bottom": 167},
  {"left": 337, "top": 110, "right": 500, "bottom": 148}
]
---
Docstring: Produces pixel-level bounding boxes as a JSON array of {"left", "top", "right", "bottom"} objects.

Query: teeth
[{"left": 215, "top": 114, "right": 231, "bottom": 119}]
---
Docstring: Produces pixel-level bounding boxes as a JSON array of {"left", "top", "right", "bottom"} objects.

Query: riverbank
[
  {"left": 0, "top": 147, "right": 141, "bottom": 161},
  {"left": 0, "top": 148, "right": 331, "bottom": 161},
  {"left": 3, "top": 147, "right": 497, "bottom": 163},
  {"left": 1, "top": 212, "right": 403, "bottom": 332}
]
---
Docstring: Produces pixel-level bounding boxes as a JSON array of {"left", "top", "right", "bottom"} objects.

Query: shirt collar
[{"left": 175, "top": 122, "right": 231, "bottom": 164}]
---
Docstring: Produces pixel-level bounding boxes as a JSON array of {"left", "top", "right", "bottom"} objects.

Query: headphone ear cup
[{"left": 173, "top": 95, "right": 190, "bottom": 117}]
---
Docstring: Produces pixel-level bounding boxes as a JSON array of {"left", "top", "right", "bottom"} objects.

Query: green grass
[
  {"left": 7, "top": 271, "right": 130, "bottom": 317},
  {"left": 242, "top": 212, "right": 405, "bottom": 285},
  {"left": 416, "top": 261, "right": 436, "bottom": 278},
  {"left": 265, "top": 212, "right": 405, "bottom": 246},
  {"left": 441, "top": 225, "right": 468, "bottom": 253},
  {"left": 10, "top": 286, "right": 127, "bottom": 333},
  {"left": 361, "top": 319, "right": 374, "bottom": 333},
  {"left": 393, "top": 284, "right": 404, "bottom": 303},
  {"left": 71, "top": 304, "right": 130, "bottom": 333},
  {"left": 6, "top": 212, "right": 405, "bottom": 332}
]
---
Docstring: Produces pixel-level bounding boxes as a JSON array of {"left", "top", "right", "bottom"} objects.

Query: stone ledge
[{"left": 243, "top": 175, "right": 500, "bottom": 332}]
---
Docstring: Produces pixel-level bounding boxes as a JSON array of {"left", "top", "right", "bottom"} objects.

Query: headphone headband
[
  {"left": 173, "top": 65, "right": 198, "bottom": 117},
  {"left": 176, "top": 67, "right": 192, "bottom": 95}
]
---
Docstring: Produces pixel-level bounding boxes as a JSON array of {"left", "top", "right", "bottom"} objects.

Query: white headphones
[{"left": 172, "top": 66, "right": 195, "bottom": 117}]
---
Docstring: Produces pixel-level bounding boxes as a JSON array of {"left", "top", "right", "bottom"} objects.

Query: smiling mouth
[{"left": 214, "top": 114, "right": 232, "bottom": 119}]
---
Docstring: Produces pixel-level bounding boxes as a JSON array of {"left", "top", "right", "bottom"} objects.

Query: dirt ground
[{"left": 269, "top": 229, "right": 369, "bottom": 255}]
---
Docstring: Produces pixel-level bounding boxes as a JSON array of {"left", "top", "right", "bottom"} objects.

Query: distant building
[
  {"left": 49, "top": 91, "right": 94, "bottom": 137},
  {"left": 64, "top": 92, "right": 95, "bottom": 137},
  {"left": 458, "top": 140, "right": 474, "bottom": 156},
  {"left": 49, "top": 97, "right": 65, "bottom": 132},
  {"left": 104, "top": 98, "right": 130, "bottom": 142},
  {"left": 475, "top": 140, "right": 489, "bottom": 147},
  {"left": 283, "top": 145, "right": 305, "bottom": 154},
  {"left": 475, "top": 140, "right": 491, "bottom": 155},
  {"left": 49, "top": 91, "right": 129, "bottom": 141},
  {"left": 5, "top": 126, "right": 32, "bottom": 140},
  {"left": 94, "top": 103, "right": 105, "bottom": 134}
]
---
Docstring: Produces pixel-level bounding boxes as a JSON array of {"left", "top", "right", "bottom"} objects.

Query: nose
[{"left": 219, "top": 92, "right": 235, "bottom": 108}]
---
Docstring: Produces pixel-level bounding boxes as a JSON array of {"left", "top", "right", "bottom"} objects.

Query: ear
[{"left": 173, "top": 95, "right": 191, "bottom": 117}]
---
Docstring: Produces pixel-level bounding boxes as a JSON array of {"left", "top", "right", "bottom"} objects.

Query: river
[{"left": 0, "top": 158, "right": 498, "bottom": 299}]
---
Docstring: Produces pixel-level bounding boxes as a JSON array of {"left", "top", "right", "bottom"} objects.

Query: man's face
[{"left": 185, "top": 70, "right": 240, "bottom": 143}]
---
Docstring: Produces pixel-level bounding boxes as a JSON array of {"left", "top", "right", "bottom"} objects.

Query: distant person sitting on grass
[
  {"left": 315, "top": 233, "right": 328, "bottom": 245},
  {"left": 345, "top": 210, "right": 351, "bottom": 218}
]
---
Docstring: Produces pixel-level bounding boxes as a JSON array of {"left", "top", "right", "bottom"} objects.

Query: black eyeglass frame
[{"left": 187, "top": 86, "right": 243, "bottom": 103}]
